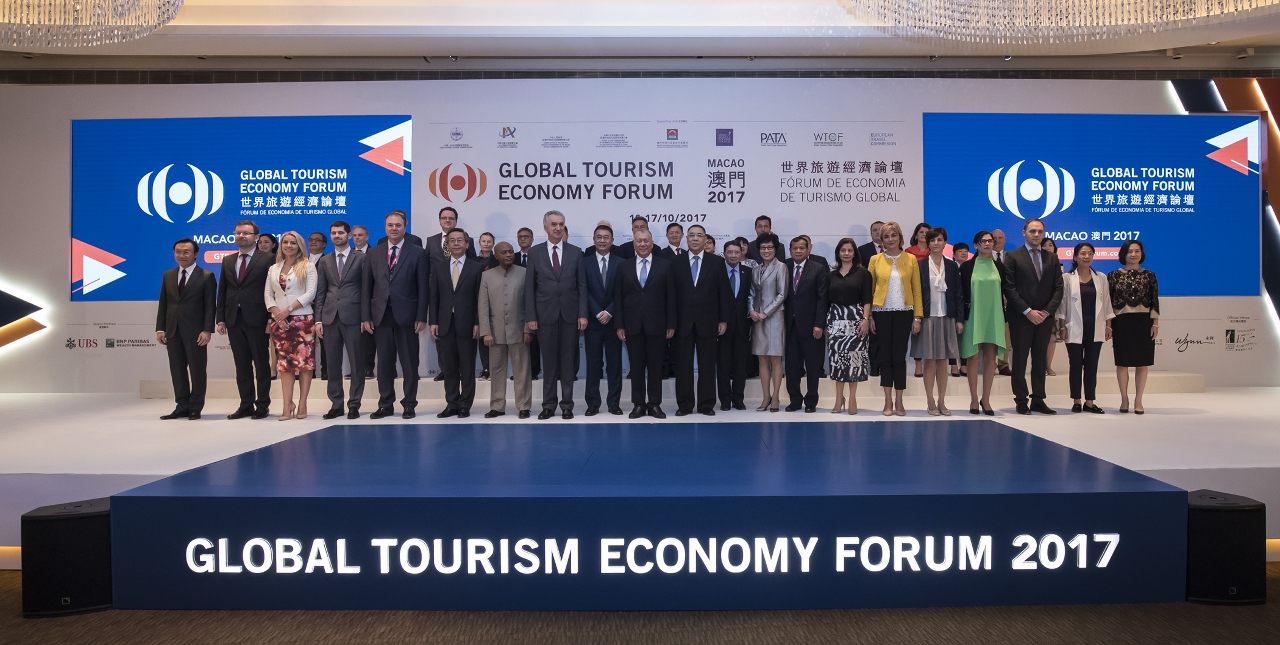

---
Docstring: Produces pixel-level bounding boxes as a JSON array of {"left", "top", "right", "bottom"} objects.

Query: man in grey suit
[
  {"left": 156, "top": 238, "right": 216, "bottom": 420},
  {"left": 523, "top": 210, "right": 588, "bottom": 419},
  {"left": 363, "top": 210, "right": 430, "bottom": 420},
  {"left": 314, "top": 220, "right": 369, "bottom": 420},
  {"left": 479, "top": 242, "right": 532, "bottom": 419}
]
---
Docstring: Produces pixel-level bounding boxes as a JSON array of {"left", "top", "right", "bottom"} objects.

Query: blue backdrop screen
[
  {"left": 71, "top": 115, "right": 412, "bottom": 301},
  {"left": 924, "top": 113, "right": 1261, "bottom": 297}
]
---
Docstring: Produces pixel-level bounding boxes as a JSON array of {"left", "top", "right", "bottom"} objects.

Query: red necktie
[
  {"left": 237, "top": 254, "right": 248, "bottom": 282},
  {"left": 389, "top": 245, "right": 399, "bottom": 271},
  {"left": 178, "top": 268, "right": 187, "bottom": 296},
  {"left": 552, "top": 245, "right": 561, "bottom": 276}
]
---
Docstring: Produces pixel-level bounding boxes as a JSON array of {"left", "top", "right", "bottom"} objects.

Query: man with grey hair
[{"left": 523, "top": 210, "right": 589, "bottom": 419}]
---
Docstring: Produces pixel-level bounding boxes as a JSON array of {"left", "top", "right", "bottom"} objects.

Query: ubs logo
[
  {"left": 987, "top": 160, "right": 1075, "bottom": 220},
  {"left": 65, "top": 338, "right": 98, "bottom": 349},
  {"left": 137, "top": 164, "right": 224, "bottom": 224}
]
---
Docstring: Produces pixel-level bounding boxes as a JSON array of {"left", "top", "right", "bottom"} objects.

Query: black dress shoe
[
  {"left": 1016, "top": 404, "right": 1031, "bottom": 415},
  {"left": 188, "top": 412, "right": 201, "bottom": 420},
  {"left": 370, "top": 407, "right": 394, "bottom": 419},
  {"left": 484, "top": 410, "right": 505, "bottom": 418},
  {"left": 402, "top": 408, "right": 416, "bottom": 419},
  {"left": 434, "top": 374, "right": 445, "bottom": 381},
  {"left": 347, "top": 409, "right": 360, "bottom": 419},
  {"left": 675, "top": 409, "right": 691, "bottom": 417},
  {"left": 538, "top": 409, "right": 554, "bottom": 420},
  {"left": 701, "top": 409, "right": 715, "bottom": 416},
  {"left": 437, "top": 408, "right": 458, "bottom": 418},
  {"left": 785, "top": 403, "right": 803, "bottom": 412},
  {"left": 227, "top": 408, "right": 252, "bottom": 420},
  {"left": 1083, "top": 403, "right": 1106, "bottom": 414},
  {"left": 1030, "top": 401, "right": 1057, "bottom": 415},
  {"left": 720, "top": 403, "right": 731, "bottom": 412},
  {"left": 251, "top": 409, "right": 270, "bottom": 419},
  {"left": 629, "top": 406, "right": 646, "bottom": 419},
  {"left": 732, "top": 402, "right": 746, "bottom": 411},
  {"left": 562, "top": 410, "right": 574, "bottom": 420},
  {"left": 160, "top": 410, "right": 189, "bottom": 420},
  {"left": 518, "top": 410, "right": 530, "bottom": 419},
  {"left": 648, "top": 405, "right": 666, "bottom": 419},
  {"left": 805, "top": 406, "right": 816, "bottom": 413},
  {"left": 365, "top": 370, "right": 375, "bottom": 379},
  {"left": 457, "top": 410, "right": 470, "bottom": 419},
  {"left": 1071, "top": 403, "right": 1083, "bottom": 413},
  {"left": 609, "top": 406, "right": 624, "bottom": 415},
  {"left": 322, "top": 408, "right": 344, "bottom": 420},
  {"left": 585, "top": 407, "right": 599, "bottom": 417}
]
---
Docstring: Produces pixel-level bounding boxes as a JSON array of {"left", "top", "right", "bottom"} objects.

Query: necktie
[
  {"left": 451, "top": 259, "right": 460, "bottom": 288},
  {"left": 178, "top": 268, "right": 187, "bottom": 296},
  {"left": 792, "top": 263, "right": 803, "bottom": 293},
  {"left": 639, "top": 258, "right": 648, "bottom": 287},
  {"left": 237, "top": 253, "right": 248, "bottom": 282},
  {"left": 600, "top": 256, "right": 608, "bottom": 281},
  {"left": 552, "top": 245, "right": 561, "bottom": 276},
  {"left": 1032, "top": 249, "right": 1043, "bottom": 279},
  {"left": 691, "top": 255, "right": 700, "bottom": 286},
  {"left": 337, "top": 252, "right": 345, "bottom": 281},
  {"left": 389, "top": 245, "right": 398, "bottom": 271},
  {"left": 730, "top": 266, "right": 738, "bottom": 297}
]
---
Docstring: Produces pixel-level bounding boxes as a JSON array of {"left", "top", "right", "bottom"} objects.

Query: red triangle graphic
[
  {"left": 71, "top": 239, "right": 126, "bottom": 283},
  {"left": 1207, "top": 137, "right": 1250, "bottom": 175},
  {"left": 359, "top": 137, "right": 405, "bottom": 175}
]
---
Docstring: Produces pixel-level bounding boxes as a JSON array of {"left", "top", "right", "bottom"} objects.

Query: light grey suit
[
  {"left": 750, "top": 259, "right": 788, "bottom": 357},
  {"left": 479, "top": 264, "right": 531, "bottom": 413},
  {"left": 314, "top": 247, "right": 370, "bottom": 410},
  {"left": 522, "top": 240, "right": 588, "bottom": 413}
]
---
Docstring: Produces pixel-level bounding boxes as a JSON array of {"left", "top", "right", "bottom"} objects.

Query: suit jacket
[
  {"left": 157, "top": 265, "right": 216, "bottom": 339},
  {"left": 1003, "top": 245, "right": 1064, "bottom": 319},
  {"left": 514, "top": 249, "right": 534, "bottom": 267},
  {"left": 917, "top": 256, "right": 963, "bottom": 319},
  {"left": 581, "top": 251, "right": 622, "bottom": 330},
  {"left": 376, "top": 232, "right": 423, "bottom": 248},
  {"left": 783, "top": 257, "right": 830, "bottom": 332},
  {"left": 424, "top": 231, "right": 477, "bottom": 266},
  {"left": 747, "top": 238, "right": 789, "bottom": 264},
  {"left": 672, "top": 251, "right": 733, "bottom": 337},
  {"left": 364, "top": 240, "right": 430, "bottom": 327},
  {"left": 216, "top": 248, "right": 273, "bottom": 327},
  {"left": 654, "top": 245, "right": 682, "bottom": 261},
  {"left": 522, "top": 241, "right": 588, "bottom": 325},
  {"left": 313, "top": 248, "right": 370, "bottom": 326},
  {"left": 583, "top": 244, "right": 623, "bottom": 258},
  {"left": 430, "top": 255, "right": 484, "bottom": 336},
  {"left": 857, "top": 242, "right": 879, "bottom": 268},
  {"left": 478, "top": 265, "right": 527, "bottom": 344},
  {"left": 724, "top": 263, "right": 753, "bottom": 335},
  {"left": 614, "top": 255, "right": 677, "bottom": 336},
  {"left": 614, "top": 241, "right": 637, "bottom": 260}
]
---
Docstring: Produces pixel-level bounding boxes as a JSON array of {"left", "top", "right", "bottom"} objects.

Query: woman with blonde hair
[
  {"left": 265, "top": 231, "right": 318, "bottom": 420},
  {"left": 867, "top": 221, "right": 923, "bottom": 416}
]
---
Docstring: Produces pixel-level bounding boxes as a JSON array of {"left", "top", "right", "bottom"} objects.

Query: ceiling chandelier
[
  {"left": 840, "top": 0, "right": 1280, "bottom": 44},
  {"left": 2, "top": 0, "right": 183, "bottom": 49}
]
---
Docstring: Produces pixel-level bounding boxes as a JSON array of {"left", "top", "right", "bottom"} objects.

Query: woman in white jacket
[
  {"left": 1056, "top": 243, "right": 1114, "bottom": 413},
  {"left": 264, "top": 231, "right": 318, "bottom": 420}
]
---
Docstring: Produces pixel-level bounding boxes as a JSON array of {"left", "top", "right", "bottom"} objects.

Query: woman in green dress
[{"left": 960, "top": 231, "right": 1008, "bottom": 415}]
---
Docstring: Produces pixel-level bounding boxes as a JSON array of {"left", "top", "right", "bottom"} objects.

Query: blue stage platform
[{"left": 111, "top": 421, "right": 1187, "bottom": 610}]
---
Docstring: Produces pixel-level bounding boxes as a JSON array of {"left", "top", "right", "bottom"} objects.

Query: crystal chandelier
[
  {"left": 840, "top": 0, "right": 1280, "bottom": 44},
  {"left": 2, "top": 0, "right": 183, "bottom": 49}
]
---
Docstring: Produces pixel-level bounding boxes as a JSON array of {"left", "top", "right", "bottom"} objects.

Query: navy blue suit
[
  {"left": 581, "top": 251, "right": 623, "bottom": 411},
  {"left": 365, "top": 240, "right": 430, "bottom": 411}
]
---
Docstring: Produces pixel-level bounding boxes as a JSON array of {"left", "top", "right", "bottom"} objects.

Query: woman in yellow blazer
[{"left": 867, "top": 221, "right": 923, "bottom": 416}]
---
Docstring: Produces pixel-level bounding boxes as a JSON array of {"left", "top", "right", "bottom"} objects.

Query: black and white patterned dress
[{"left": 826, "top": 267, "right": 872, "bottom": 383}]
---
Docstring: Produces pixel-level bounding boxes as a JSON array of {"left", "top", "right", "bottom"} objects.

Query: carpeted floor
[{"left": 3, "top": 567, "right": 1278, "bottom": 644}]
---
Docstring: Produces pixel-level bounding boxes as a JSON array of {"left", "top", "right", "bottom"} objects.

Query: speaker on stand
[
  {"left": 1186, "top": 489, "right": 1266, "bottom": 605},
  {"left": 21, "top": 498, "right": 113, "bottom": 617}
]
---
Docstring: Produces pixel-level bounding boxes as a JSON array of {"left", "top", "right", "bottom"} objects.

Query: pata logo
[
  {"left": 987, "top": 161, "right": 1075, "bottom": 220},
  {"left": 138, "top": 164, "right": 224, "bottom": 223}
]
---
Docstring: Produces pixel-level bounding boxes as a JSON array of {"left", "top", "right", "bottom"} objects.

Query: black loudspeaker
[
  {"left": 1186, "top": 489, "right": 1266, "bottom": 605},
  {"left": 21, "top": 498, "right": 113, "bottom": 617}
]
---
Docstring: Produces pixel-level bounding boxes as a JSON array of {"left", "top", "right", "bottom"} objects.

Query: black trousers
[
  {"left": 717, "top": 326, "right": 750, "bottom": 407},
  {"left": 226, "top": 316, "right": 271, "bottom": 412},
  {"left": 323, "top": 321, "right": 365, "bottom": 410},
  {"left": 1067, "top": 341, "right": 1103, "bottom": 401},
  {"left": 872, "top": 310, "right": 913, "bottom": 391},
  {"left": 1009, "top": 316, "right": 1055, "bottom": 405},
  {"left": 785, "top": 321, "right": 825, "bottom": 408},
  {"left": 478, "top": 343, "right": 490, "bottom": 374},
  {"left": 167, "top": 334, "right": 208, "bottom": 414},
  {"left": 676, "top": 333, "right": 719, "bottom": 413},
  {"left": 362, "top": 329, "right": 377, "bottom": 375},
  {"left": 374, "top": 310, "right": 420, "bottom": 410},
  {"left": 316, "top": 335, "right": 326, "bottom": 379},
  {"left": 538, "top": 321, "right": 578, "bottom": 412},
  {"left": 584, "top": 326, "right": 623, "bottom": 410},
  {"left": 438, "top": 324, "right": 478, "bottom": 412},
  {"left": 626, "top": 333, "right": 667, "bottom": 407},
  {"left": 529, "top": 334, "right": 541, "bottom": 379}
]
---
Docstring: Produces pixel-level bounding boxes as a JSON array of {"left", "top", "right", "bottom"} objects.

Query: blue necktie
[
  {"left": 691, "top": 255, "right": 700, "bottom": 286},
  {"left": 639, "top": 258, "right": 648, "bottom": 287}
]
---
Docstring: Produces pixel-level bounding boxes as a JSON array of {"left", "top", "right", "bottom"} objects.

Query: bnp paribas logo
[{"left": 0, "top": 288, "right": 44, "bottom": 351}]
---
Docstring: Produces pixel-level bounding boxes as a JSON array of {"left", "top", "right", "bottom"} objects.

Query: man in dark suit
[
  {"left": 746, "top": 215, "right": 789, "bottom": 263},
  {"left": 314, "top": 221, "right": 369, "bottom": 420},
  {"left": 581, "top": 224, "right": 624, "bottom": 416},
  {"left": 430, "top": 229, "right": 484, "bottom": 418},
  {"left": 614, "top": 229, "right": 676, "bottom": 419},
  {"left": 523, "top": 210, "right": 588, "bottom": 419},
  {"left": 655, "top": 222, "right": 684, "bottom": 260},
  {"left": 351, "top": 225, "right": 377, "bottom": 378},
  {"left": 424, "top": 206, "right": 477, "bottom": 266},
  {"left": 783, "top": 236, "right": 830, "bottom": 412},
  {"left": 1002, "top": 218, "right": 1064, "bottom": 415},
  {"left": 614, "top": 216, "right": 646, "bottom": 260},
  {"left": 513, "top": 226, "right": 539, "bottom": 380},
  {"left": 717, "top": 239, "right": 753, "bottom": 411},
  {"left": 363, "top": 210, "right": 430, "bottom": 419},
  {"left": 157, "top": 238, "right": 216, "bottom": 420},
  {"left": 216, "top": 220, "right": 274, "bottom": 419},
  {"left": 857, "top": 221, "right": 883, "bottom": 269},
  {"left": 671, "top": 225, "right": 732, "bottom": 416}
]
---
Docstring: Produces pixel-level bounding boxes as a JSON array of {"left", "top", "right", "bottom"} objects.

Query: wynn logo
[{"left": 987, "top": 160, "right": 1075, "bottom": 220}]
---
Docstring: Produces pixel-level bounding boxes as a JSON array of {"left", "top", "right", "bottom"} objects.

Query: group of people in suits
[{"left": 156, "top": 209, "right": 1160, "bottom": 421}]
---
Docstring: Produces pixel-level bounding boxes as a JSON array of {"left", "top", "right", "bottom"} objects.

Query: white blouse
[{"left": 264, "top": 261, "right": 318, "bottom": 316}]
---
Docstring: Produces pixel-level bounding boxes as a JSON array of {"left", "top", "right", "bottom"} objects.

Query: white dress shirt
[
  {"left": 687, "top": 250, "right": 705, "bottom": 286},
  {"left": 546, "top": 240, "right": 564, "bottom": 265}
]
